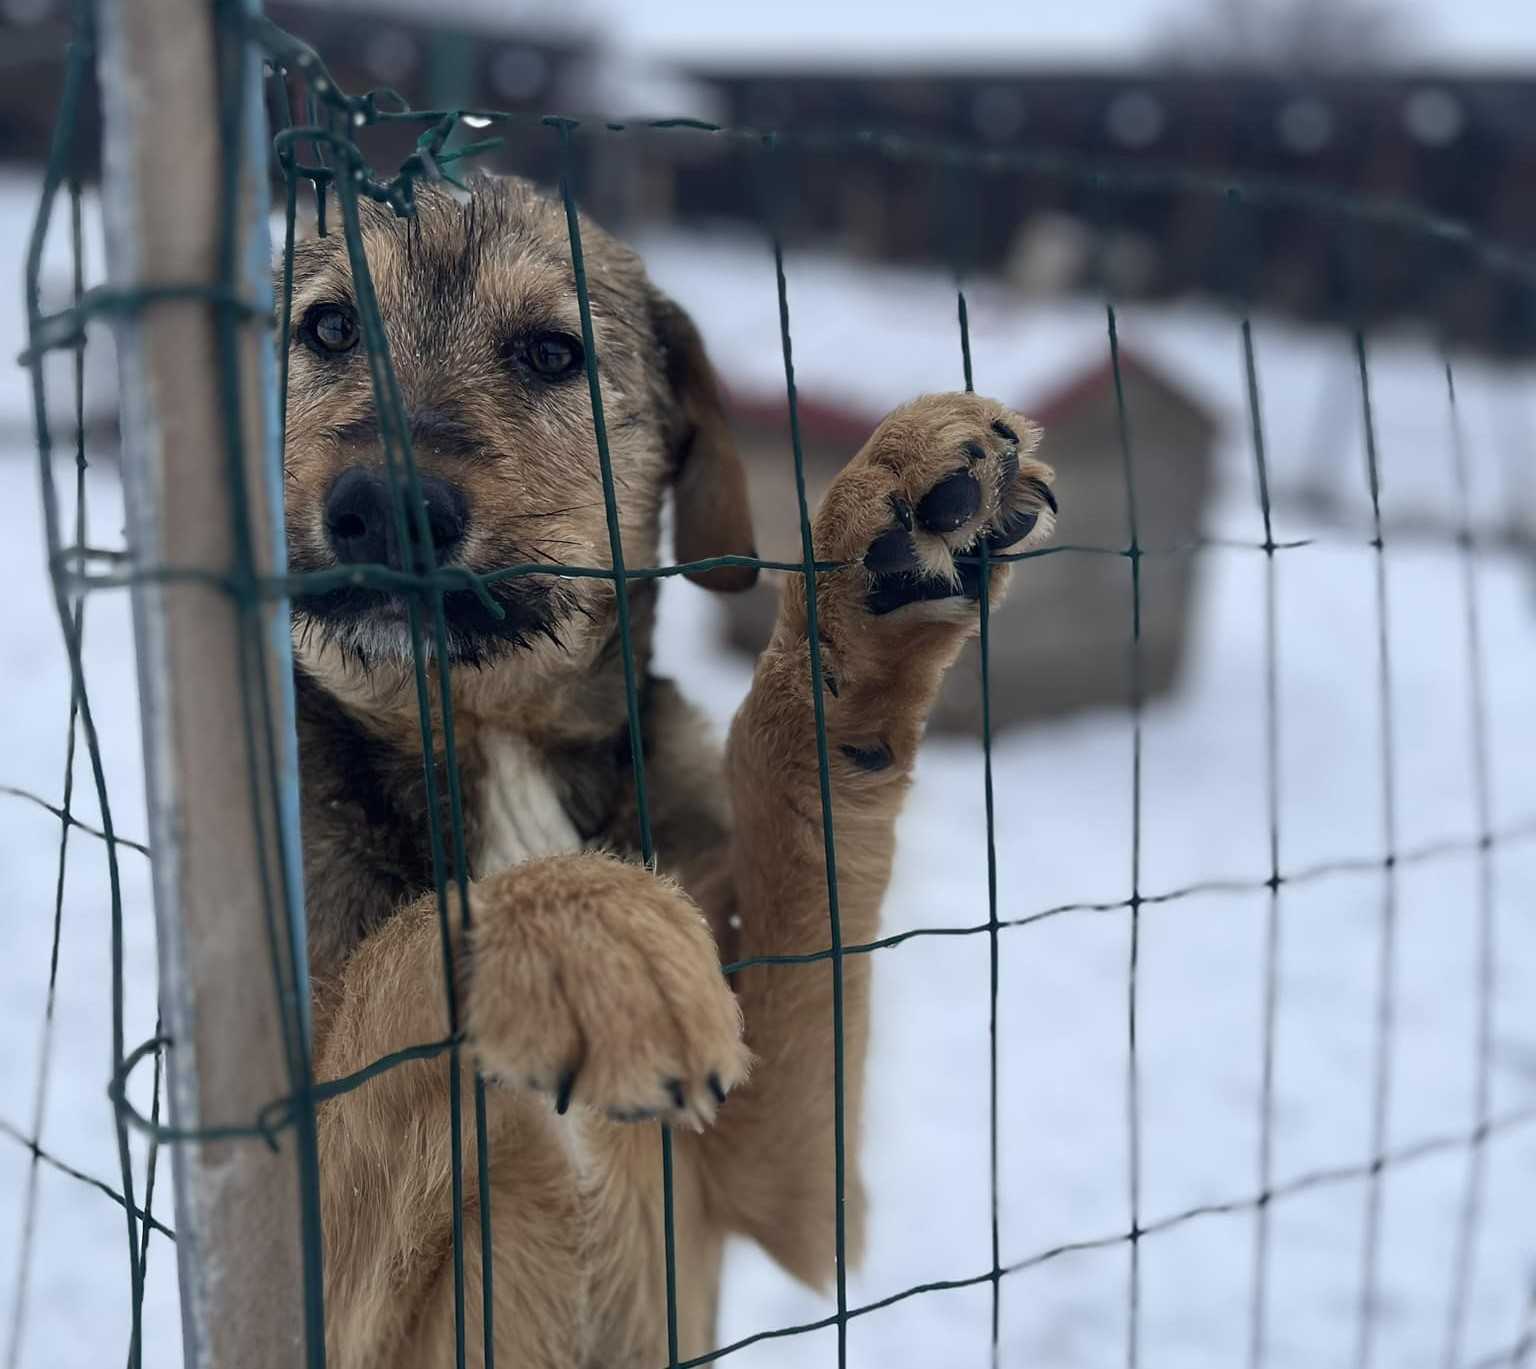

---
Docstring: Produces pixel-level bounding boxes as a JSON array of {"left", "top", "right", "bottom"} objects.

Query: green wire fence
[{"left": 7, "top": 1, "right": 1536, "bottom": 1367}]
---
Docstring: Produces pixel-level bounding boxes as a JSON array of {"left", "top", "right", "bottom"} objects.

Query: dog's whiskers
[{"left": 496, "top": 502, "right": 604, "bottom": 521}]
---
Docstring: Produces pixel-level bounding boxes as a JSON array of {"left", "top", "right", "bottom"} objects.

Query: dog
[{"left": 282, "top": 174, "right": 1057, "bottom": 1367}]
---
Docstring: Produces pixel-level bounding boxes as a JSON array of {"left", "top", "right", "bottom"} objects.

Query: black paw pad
[
  {"left": 991, "top": 419, "right": 1019, "bottom": 442},
  {"left": 867, "top": 570, "right": 964, "bottom": 616},
  {"left": 864, "top": 526, "right": 920, "bottom": 575},
  {"left": 839, "top": 741, "right": 893, "bottom": 772},
  {"left": 963, "top": 440, "right": 987, "bottom": 464},
  {"left": 916, "top": 470, "right": 981, "bottom": 533}
]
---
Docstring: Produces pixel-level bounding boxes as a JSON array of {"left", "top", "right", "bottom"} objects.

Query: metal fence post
[{"left": 97, "top": 1, "right": 314, "bottom": 1365}]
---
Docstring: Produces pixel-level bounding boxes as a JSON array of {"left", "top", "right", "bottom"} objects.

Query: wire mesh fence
[{"left": 6, "top": 2, "right": 1536, "bottom": 1367}]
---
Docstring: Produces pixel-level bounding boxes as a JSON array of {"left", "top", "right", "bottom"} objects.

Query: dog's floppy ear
[{"left": 651, "top": 291, "right": 758, "bottom": 592}]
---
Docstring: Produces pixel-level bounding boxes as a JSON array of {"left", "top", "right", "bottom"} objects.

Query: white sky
[{"left": 383, "top": 0, "right": 1536, "bottom": 69}]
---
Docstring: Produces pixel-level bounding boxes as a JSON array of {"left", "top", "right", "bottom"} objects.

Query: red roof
[
  {"left": 724, "top": 344, "right": 1212, "bottom": 446},
  {"left": 1028, "top": 346, "right": 1216, "bottom": 430},
  {"left": 724, "top": 385, "right": 881, "bottom": 448}
]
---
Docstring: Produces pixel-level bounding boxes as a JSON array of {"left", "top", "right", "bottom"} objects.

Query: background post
[{"left": 97, "top": 1, "right": 314, "bottom": 1365}]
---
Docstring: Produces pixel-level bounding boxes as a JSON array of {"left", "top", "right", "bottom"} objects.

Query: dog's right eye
[
  {"left": 526, "top": 331, "right": 585, "bottom": 380},
  {"left": 301, "top": 304, "right": 360, "bottom": 357}
]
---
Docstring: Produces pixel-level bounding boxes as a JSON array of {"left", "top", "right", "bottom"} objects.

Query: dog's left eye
[
  {"left": 301, "top": 303, "right": 360, "bottom": 356},
  {"left": 525, "top": 331, "right": 584, "bottom": 379}
]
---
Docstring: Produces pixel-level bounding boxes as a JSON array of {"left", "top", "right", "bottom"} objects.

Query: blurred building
[
  {"left": 6, "top": 5, "right": 1534, "bottom": 351},
  {"left": 720, "top": 352, "right": 1218, "bottom": 731},
  {"left": 665, "top": 65, "right": 1536, "bottom": 355},
  {"left": 0, "top": 1, "right": 599, "bottom": 194}
]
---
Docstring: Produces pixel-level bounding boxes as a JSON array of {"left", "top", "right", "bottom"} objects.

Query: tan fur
[{"left": 288, "top": 180, "right": 1055, "bottom": 1366}]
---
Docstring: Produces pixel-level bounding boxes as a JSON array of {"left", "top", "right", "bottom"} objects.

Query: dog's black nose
[{"left": 324, "top": 467, "right": 468, "bottom": 568}]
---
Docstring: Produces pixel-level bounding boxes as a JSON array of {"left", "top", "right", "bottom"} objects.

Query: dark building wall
[{"left": 670, "top": 68, "right": 1536, "bottom": 354}]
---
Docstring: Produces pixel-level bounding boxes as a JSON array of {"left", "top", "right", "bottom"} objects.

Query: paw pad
[
  {"left": 864, "top": 526, "right": 920, "bottom": 575},
  {"left": 856, "top": 404, "right": 1055, "bottom": 617},
  {"left": 916, "top": 470, "right": 981, "bottom": 533}
]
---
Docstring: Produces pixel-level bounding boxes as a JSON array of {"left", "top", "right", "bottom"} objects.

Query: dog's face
[{"left": 282, "top": 176, "right": 754, "bottom": 704}]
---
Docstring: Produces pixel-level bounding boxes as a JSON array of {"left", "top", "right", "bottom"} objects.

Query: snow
[{"left": 3, "top": 187, "right": 1535, "bottom": 1369}]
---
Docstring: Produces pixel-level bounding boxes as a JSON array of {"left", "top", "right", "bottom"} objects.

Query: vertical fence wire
[
  {"left": 555, "top": 122, "right": 679, "bottom": 1366},
  {"left": 1512, "top": 1280, "right": 1536, "bottom": 1369},
  {"left": 5, "top": 171, "right": 91, "bottom": 1369},
  {"left": 1106, "top": 303, "right": 1145, "bottom": 1369},
  {"left": 772, "top": 225, "right": 851, "bottom": 1368},
  {"left": 329, "top": 150, "right": 482, "bottom": 1369},
  {"left": 19, "top": 8, "right": 146, "bottom": 1361},
  {"left": 955, "top": 284, "right": 1006, "bottom": 1365},
  {"left": 953, "top": 281, "right": 1007, "bottom": 1364},
  {"left": 1441, "top": 354, "right": 1499, "bottom": 1369},
  {"left": 268, "top": 79, "right": 335, "bottom": 1369},
  {"left": 1353, "top": 329, "right": 1400, "bottom": 1369},
  {"left": 1241, "top": 316, "right": 1284, "bottom": 1369}
]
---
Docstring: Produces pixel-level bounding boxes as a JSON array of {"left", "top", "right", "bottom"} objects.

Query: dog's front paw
[
  {"left": 461, "top": 853, "right": 748, "bottom": 1129},
  {"left": 817, "top": 392, "right": 1056, "bottom": 618}
]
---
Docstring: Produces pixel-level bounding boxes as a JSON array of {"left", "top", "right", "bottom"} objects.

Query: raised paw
[
  {"left": 462, "top": 853, "right": 750, "bottom": 1130},
  {"left": 835, "top": 395, "right": 1056, "bottom": 617}
]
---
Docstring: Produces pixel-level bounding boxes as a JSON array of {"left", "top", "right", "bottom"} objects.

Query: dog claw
[
  {"left": 555, "top": 1070, "right": 576, "bottom": 1115},
  {"left": 991, "top": 419, "right": 1019, "bottom": 443},
  {"left": 916, "top": 470, "right": 981, "bottom": 533},
  {"left": 666, "top": 1078, "right": 686, "bottom": 1110},
  {"left": 839, "top": 741, "right": 893, "bottom": 772},
  {"left": 1024, "top": 475, "right": 1058, "bottom": 514},
  {"left": 986, "top": 508, "right": 1040, "bottom": 551},
  {"left": 707, "top": 1073, "right": 727, "bottom": 1106}
]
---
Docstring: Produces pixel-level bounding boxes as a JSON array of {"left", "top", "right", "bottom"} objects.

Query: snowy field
[{"left": 3, "top": 178, "right": 1536, "bottom": 1368}]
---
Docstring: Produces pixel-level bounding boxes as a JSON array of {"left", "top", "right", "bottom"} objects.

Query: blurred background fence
[{"left": 4, "top": 0, "right": 1536, "bottom": 1366}]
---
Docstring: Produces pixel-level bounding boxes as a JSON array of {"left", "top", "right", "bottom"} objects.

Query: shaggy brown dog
[{"left": 283, "top": 175, "right": 1057, "bottom": 1367}]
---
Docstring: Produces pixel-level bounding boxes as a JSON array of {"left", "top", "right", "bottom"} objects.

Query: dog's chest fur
[{"left": 472, "top": 730, "right": 582, "bottom": 875}]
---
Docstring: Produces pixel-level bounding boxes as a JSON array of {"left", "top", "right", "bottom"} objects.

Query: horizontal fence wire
[
  {"left": 669, "top": 1102, "right": 1536, "bottom": 1369},
  {"left": 10, "top": 7, "right": 1536, "bottom": 1369}
]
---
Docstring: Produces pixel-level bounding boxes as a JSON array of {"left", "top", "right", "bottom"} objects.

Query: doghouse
[{"left": 716, "top": 348, "right": 1218, "bottom": 732}]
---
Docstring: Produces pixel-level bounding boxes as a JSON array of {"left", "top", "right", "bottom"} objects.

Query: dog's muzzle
[
  {"left": 290, "top": 467, "right": 569, "bottom": 667},
  {"left": 324, "top": 466, "right": 468, "bottom": 570}
]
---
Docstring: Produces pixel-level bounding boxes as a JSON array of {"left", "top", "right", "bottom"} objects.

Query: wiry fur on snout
[{"left": 283, "top": 176, "right": 751, "bottom": 702}]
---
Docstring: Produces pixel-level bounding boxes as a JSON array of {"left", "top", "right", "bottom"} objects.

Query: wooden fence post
[{"left": 98, "top": 1, "right": 318, "bottom": 1363}]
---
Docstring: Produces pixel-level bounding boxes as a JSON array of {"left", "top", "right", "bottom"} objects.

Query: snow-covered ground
[{"left": 3, "top": 181, "right": 1535, "bottom": 1369}]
